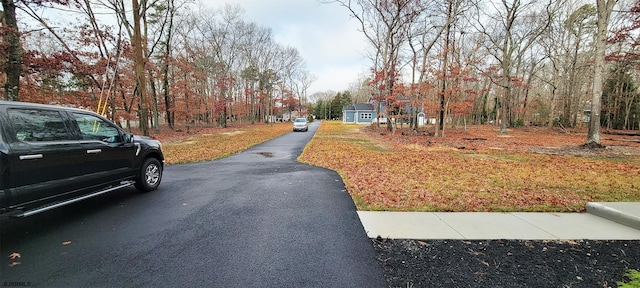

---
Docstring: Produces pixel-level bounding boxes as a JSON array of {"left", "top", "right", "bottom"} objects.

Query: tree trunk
[
  {"left": 132, "top": 0, "right": 149, "bottom": 136},
  {"left": 221, "top": 90, "right": 228, "bottom": 128},
  {"left": 2, "top": 0, "right": 21, "bottom": 101},
  {"left": 438, "top": 0, "right": 453, "bottom": 137},
  {"left": 587, "top": 0, "right": 616, "bottom": 147},
  {"left": 500, "top": 61, "right": 512, "bottom": 134},
  {"left": 162, "top": 58, "right": 173, "bottom": 129},
  {"left": 161, "top": 6, "right": 174, "bottom": 129},
  {"left": 499, "top": 0, "right": 517, "bottom": 134}
]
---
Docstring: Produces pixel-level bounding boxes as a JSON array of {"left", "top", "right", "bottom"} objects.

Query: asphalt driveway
[{"left": 1, "top": 121, "right": 386, "bottom": 287}]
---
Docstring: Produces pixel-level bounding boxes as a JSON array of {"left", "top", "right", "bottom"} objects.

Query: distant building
[
  {"left": 282, "top": 110, "right": 305, "bottom": 122},
  {"left": 583, "top": 102, "right": 592, "bottom": 123},
  {"left": 343, "top": 103, "right": 376, "bottom": 124}
]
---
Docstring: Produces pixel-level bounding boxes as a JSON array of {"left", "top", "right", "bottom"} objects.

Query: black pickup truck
[{"left": 0, "top": 100, "right": 164, "bottom": 217}]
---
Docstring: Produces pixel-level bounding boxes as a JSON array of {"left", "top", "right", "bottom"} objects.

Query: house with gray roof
[{"left": 342, "top": 103, "right": 376, "bottom": 124}]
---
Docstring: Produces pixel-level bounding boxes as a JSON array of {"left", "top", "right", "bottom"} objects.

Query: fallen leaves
[
  {"left": 161, "top": 123, "right": 291, "bottom": 164},
  {"left": 299, "top": 121, "right": 640, "bottom": 212},
  {"left": 155, "top": 120, "right": 640, "bottom": 212},
  {"left": 7, "top": 243, "right": 73, "bottom": 268},
  {"left": 8, "top": 252, "right": 21, "bottom": 267}
]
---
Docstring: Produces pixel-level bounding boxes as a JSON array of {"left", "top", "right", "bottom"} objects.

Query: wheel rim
[{"left": 145, "top": 163, "right": 160, "bottom": 186}]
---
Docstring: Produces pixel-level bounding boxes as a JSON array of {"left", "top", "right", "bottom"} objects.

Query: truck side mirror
[{"left": 123, "top": 133, "right": 134, "bottom": 143}]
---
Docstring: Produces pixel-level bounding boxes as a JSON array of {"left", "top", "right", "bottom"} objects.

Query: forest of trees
[
  {"left": 327, "top": 0, "right": 640, "bottom": 144},
  {"left": 1, "top": 0, "right": 313, "bottom": 135},
  {"left": 2, "top": 0, "right": 640, "bottom": 141}
]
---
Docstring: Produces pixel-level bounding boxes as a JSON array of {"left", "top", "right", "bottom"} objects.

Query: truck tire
[{"left": 135, "top": 158, "right": 162, "bottom": 192}]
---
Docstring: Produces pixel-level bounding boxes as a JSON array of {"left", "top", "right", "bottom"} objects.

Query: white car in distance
[{"left": 292, "top": 118, "right": 309, "bottom": 132}]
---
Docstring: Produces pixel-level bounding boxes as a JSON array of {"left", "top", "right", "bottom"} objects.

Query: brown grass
[
  {"left": 160, "top": 123, "right": 291, "bottom": 164},
  {"left": 299, "top": 121, "right": 640, "bottom": 212}
]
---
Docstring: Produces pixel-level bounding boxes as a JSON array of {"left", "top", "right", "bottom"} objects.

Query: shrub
[{"left": 618, "top": 269, "right": 640, "bottom": 288}]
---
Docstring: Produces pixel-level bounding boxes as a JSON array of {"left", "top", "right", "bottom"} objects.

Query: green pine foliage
[{"left": 618, "top": 269, "right": 640, "bottom": 288}]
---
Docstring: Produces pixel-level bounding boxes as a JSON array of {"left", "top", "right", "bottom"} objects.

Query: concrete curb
[{"left": 586, "top": 202, "right": 640, "bottom": 231}]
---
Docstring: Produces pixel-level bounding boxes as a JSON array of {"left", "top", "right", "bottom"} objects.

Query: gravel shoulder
[{"left": 373, "top": 238, "right": 640, "bottom": 287}]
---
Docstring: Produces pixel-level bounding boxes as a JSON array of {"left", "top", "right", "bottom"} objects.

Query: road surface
[{"left": 1, "top": 121, "right": 386, "bottom": 287}]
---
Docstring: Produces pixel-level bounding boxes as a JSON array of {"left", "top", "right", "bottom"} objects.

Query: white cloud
[
  {"left": 209, "top": 0, "right": 371, "bottom": 94},
  {"left": 313, "top": 65, "right": 369, "bottom": 93}
]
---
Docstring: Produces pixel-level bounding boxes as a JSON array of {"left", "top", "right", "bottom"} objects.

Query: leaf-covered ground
[
  {"left": 157, "top": 123, "right": 291, "bottom": 164},
  {"left": 298, "top": 121, "right": 640, "bottom": 212}
]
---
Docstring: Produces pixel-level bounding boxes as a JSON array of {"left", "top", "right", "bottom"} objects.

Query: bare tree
[
  {"left": 405, "top": 0, "right": 446, "bottom": 131},
  {"left": 474, "top": 0, "right": 554, "bottom": 134},
  {"left": 347, "top": 73, "right": 374, "bottom": 104},
  {"left": 586, "top": 0, "right": 618, "bottom": 147},
  {"left": 328, "top": 0, "right": 428, "bottom": 132},
  {"left": 132, "top": 0, "right": 150, "bottom": 135},
  {"left": 237, "top": 22, "right": 275, "bottom": 123},
  {"left": 560, "top": 4, "right": 597, "bottom": 127},
  {"left": 157, "top": 0, "right": 178, "bottom": 129},
  {"left": 291, "top": 69, "right": 316, "bottom": 115}
]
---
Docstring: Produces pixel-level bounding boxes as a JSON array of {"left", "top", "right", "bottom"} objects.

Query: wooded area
[
  {"left": 1, "top": 1, "right": 313, "bottom": 134},
  {"left": 1, "top": 0, "right": 640, "bottom": 140}
]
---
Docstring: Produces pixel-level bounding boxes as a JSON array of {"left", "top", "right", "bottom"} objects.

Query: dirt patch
[
  {"left": 169, "top": 141, "right": 196, "bottom": 146},
  {"left": 222, "top": 131, "right": 245, "bottom": 136}
]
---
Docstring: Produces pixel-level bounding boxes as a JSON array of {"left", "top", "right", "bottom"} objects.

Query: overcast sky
[{"left": 206, "top": 0, "right": 371, "bottom": 95}]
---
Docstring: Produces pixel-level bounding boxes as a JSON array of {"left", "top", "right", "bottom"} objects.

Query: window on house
[{"left": 360, "top": 113, "right": 372, "bottom": 119}]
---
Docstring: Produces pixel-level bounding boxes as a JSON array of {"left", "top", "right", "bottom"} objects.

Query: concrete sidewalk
[{"left": 358, "top": 202, "right": 640, "bottom": 240}]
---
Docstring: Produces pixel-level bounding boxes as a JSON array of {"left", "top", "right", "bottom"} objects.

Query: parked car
[
  {"left": 0, "top": 100, "right": 164, "bottom": 217},
  {"left": 292, "top": 118, "right": 309, "bottom": 132}
]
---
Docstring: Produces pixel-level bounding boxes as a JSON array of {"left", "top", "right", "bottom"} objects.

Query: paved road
[{"left": 1, "top": 121, "right": 386, "bottom": 287}]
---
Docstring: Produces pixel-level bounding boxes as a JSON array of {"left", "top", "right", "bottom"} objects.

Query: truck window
[
  {"left": 72, "top": 113, "right": 121, "bottom": 143},
  {"left": 8, "top": 109, "right": 71, "bottom": 142}
]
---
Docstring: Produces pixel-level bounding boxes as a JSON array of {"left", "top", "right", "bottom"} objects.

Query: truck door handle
[
  {"left": 87, "top": 149, "right": 102, "bottom": 154},
  {"left": 20, "top": 154, "right": 43, "bottom": 160}
]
